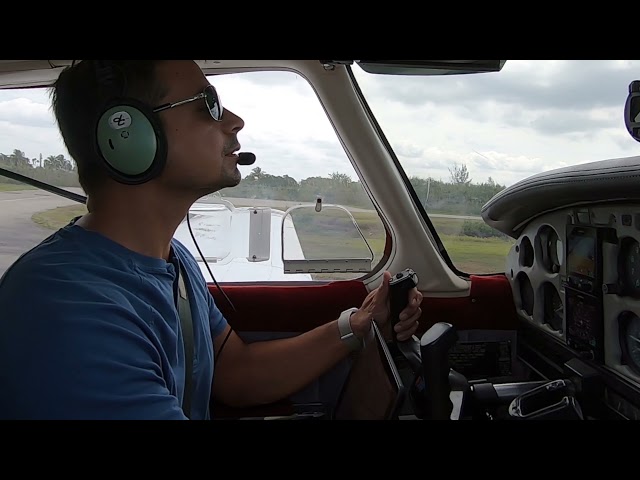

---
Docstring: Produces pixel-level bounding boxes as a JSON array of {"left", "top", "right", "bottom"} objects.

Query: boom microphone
[{"left": 237, "top": 152, "right": 256, "bottom": 165}]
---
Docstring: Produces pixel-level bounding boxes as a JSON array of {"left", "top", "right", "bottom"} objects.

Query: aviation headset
[{"left": 92, "top": 60, "right": 168, "bottom": 185}]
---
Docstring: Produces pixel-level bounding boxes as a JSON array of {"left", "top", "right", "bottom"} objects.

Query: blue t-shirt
[{"left": 0, "top": 218, "right": 228, "bottom": 420}]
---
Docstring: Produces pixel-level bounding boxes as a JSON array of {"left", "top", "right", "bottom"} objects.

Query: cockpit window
[
  {"left": 351, "top": 60, "right": 640, "bottom": 275},
  {"left": 0, "top": 70, "right": 388, "bottom": 283}
]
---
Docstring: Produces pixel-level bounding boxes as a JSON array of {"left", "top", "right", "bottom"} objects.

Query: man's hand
[{"left": 350, "top": 271, "right": 423, "bottom": 341}]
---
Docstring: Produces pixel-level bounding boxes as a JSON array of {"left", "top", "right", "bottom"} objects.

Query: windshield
[
  {"left": 0, "top": 69, "right": 387, "bottom": 282},
  {"left": 1, "top": 61, "right": 639, "bottom": 279},
  {"left": 351, "top": 60, "right": 640, "bottom": 274}
]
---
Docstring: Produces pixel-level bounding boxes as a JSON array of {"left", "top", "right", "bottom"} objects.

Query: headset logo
[{"left": 109, "top": 111, "right": 132, "bottom": 130}]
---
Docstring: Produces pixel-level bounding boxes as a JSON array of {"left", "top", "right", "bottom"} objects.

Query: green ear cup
[
  {"left": 96, "top": 105, "right": 158, "bottom": 175},
  {"left": 94, "top": 99, "right": 167, "bottom": 184}
]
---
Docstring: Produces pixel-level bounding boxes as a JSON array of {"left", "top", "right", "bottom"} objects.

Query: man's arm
[
  {"left": 209, "top": 271, "right": 422, "bottom": 408},
  {"left": 211, "top": 317, "right": 363, "bottom": 408}
]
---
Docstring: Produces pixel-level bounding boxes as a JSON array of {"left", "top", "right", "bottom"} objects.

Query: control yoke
[
  {"left": 402, "top": 321, "right": 600, "bottom": 420},
  {"left": 419, "top": 322, "right": 458, "bottom": 420},
  {"left": 387, "top": 268, "right": 600, "bottom": 420},
  {"left": 389, "top": 269, "right": 422, "bottom": 374}
]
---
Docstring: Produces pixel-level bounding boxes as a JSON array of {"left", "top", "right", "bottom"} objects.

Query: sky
[{"left": 0, "top": 60, "right": 639, "bottom": 188}]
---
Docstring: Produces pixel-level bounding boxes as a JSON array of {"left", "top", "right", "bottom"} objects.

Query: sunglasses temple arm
[{"left": 152, "top": 93, "right": 206, "bottom": 113}]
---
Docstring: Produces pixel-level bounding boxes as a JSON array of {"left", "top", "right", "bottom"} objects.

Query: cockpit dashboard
[{"left": 482, "top": 155, "right": 640, "bottom": 418}]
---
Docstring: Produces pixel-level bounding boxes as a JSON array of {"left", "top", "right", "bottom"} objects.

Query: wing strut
[{"left": 0, "top": 167, "right": 87, "bottom": 204}]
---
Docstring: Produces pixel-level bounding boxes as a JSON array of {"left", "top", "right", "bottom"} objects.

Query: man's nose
[{"left": 222, "top": 108, "right": 244, "bottom": 134}]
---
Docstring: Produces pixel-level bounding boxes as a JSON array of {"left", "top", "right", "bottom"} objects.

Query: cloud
[
  {"left": 612, "top": 130, "right": 640, "bottom": 152},
  {"left": 0, "top": 60, "right": 639, "bottom": 190},
  {"left": 395, "top": 142, "right": 424, "bottom": 158},
  {"left": 0, "top": 98, "right": 56, "bottom": 129},
  {"left": 237, "top": 134, "right": 346, "bottom": 181},
  {"left": 359, "top": 60, "right": 638, "bottom": 112},
  {"left": 0, "top": 120, "right": 68, "bottom": 160}
]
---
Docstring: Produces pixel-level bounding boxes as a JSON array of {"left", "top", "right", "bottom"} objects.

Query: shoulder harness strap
[{"left": 177, "top": 264, "right": 194, "bottom": 419}]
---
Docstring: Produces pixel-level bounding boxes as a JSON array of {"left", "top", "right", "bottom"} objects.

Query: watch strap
[{"left": 338, "top": 307, "right": 363, "bottom": 351}]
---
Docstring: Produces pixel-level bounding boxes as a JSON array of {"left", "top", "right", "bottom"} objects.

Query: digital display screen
[
  {"left": 567, "top": 229, "right": 596, "bottom": 278},
  {"left": 565, "top": 291, "right": 603, "bottom": 362},
  {"left": 447, "top": 341, "right": 512, "bottom": 380}
]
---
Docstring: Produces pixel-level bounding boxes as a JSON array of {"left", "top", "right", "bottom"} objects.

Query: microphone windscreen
[{"left": 237, "top": 152, "right": 256, "bottom": 165}]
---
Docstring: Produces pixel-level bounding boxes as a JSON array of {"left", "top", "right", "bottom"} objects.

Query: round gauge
[
  {"left": 618, "top": 238, "right": 640, "bottom": 297},
  {"left": 619, "top": 312, "right": 640, "bottom": 375},
  {"left": 519, "top": 237, "right": 534, "bottom": 268},
  {"left": 536, "top": 225, "right": 562, "bottom": 273},
  {"left": 516, "top": 272, "right": 534, "bottom": 316},
  {"left": 543, "top": 282, "right": 563, "bottom": 332},
  {"left": 552, "top": 232, "right": 563, "bottom": 268}
]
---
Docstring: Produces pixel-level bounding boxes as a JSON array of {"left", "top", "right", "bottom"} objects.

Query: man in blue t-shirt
[{"left": 0, "top": 60, "right": 423, "bottom": 419}]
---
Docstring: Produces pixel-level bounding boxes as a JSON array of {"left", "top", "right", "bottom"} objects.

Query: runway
[
  {"left": 0, "top": 186, "right": 482, "bottom": 278},
  {"left": 0, "top": 188, "right": 79, "bottom": 277}
]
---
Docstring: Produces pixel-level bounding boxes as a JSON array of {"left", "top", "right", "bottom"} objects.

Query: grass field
[
  {"left": 30, "top": 203, "right": 514, "bottom": 274},
  {"left": 439, "top": 234, "right": 513, "bottom": 273},
  {"left": 31, "top": 204, "right": 87, "bottom": 230},
  {"left": 0, "top": 183, "right": 36, "bottom": 192}
]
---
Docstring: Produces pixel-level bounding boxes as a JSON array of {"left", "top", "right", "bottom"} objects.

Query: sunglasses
[{"left": 152, "top": 84, "right": 223, "bottom": 121}]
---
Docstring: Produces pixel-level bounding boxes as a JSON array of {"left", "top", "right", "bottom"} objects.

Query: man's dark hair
[{"left": 49, "top": 60, "right": 168, "bottom": 196}]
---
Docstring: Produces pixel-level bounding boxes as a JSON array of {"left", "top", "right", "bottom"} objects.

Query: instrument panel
[{"left": 506, "top": 204, "right": 640, "bottom": 387}]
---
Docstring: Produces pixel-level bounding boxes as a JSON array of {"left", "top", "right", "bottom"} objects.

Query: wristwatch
[{"left": 338, "top": 307, "right": 366, "bottom": 351}]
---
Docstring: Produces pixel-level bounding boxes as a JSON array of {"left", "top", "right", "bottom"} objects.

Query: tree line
[
  {"left": 0, "top": 149, "right": 79, "bottom": 188},
  {"left": 219, "top": 162, "right": 506, "bottom": 216},
  {"left": 0, "top": 149, "right": 506, "bottom": 216}
]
